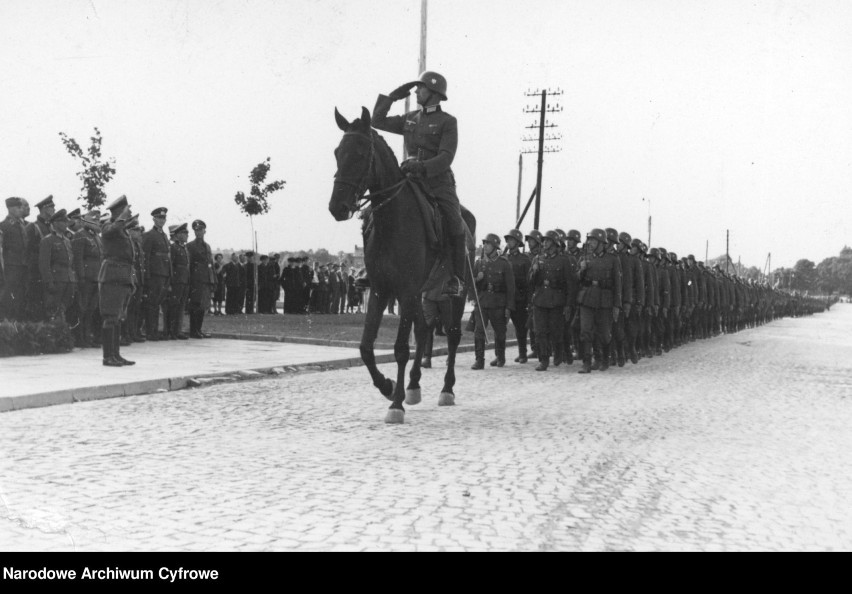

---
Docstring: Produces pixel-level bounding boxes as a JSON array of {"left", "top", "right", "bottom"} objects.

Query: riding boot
[
  {"left": 578, "top": 342, "right": 592, "bottom": 374},
  {"left": 443, "top": 233, "right": 466, "bottom": 296},
  {"left": 529, "top": 328, "right": 537, "bottom": 359},
  {"left": 495, "top": 337, "right": 506, "bottom": 367},
  {"left": 600, "top": 344, "right": 610, "bottom": 372},
  {"left": 119, "top": 320, "right": 133, "bottom": 346},
  {"left": 564, "top": 341, "right": 573, "bottom": 365},
  {"left": 617, "top": 344, "right": 625, "bottom": 367},
  {"left": 591, "top": 342, "right": 602, "bottom": 370},
  {"left": 610, "top": 344, "right": 618, "bottom": 367},
  {"left": 102, "top": 326, "right": 122, "bottom": 366},
  {"left": 471, "top": 338, "right": 485, "bottom": 370},
  {"left": 552, "top": 342, "right": 563, "bottom": 367},
  {"left": 628, "top": 340, "right": 639, "bottom": 365},
  {"left": 535, "top": 356, "right": 549, "bottom": 371},
  {"left": 114, "top": 325, "right": 135, "bottom": 366}
]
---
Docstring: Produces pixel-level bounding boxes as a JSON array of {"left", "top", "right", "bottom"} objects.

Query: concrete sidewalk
[{"left": 0, "top": 336, "right": 514, "bottom": 414}]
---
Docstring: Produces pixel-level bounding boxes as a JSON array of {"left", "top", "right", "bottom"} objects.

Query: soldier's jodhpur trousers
[{"left": 580, "top": 305, "right": 613, "bottom": 351}]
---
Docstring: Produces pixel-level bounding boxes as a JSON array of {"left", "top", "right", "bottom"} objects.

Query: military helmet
[
  {"left": 483, "top": 233, "right": 501, "bottom": 248},
  {"left": 649, "top": 247, "right": 661, "bottom": 260},
  {"left": 618, "top": 231, "right": 632, "bottom": 247},
  {"left": 658, "top": 247, "right": 668, "bottom": 258},
  {"left": 630, "top": 237, "right": 643, "bottom": 250},
  {"left": 543, "top": 230, "right": 560, "bottom": 243},
  {"left": 605, "top": 228, "right": 619, "bottom": 244},
  {"left": 524, "top": 229, "right": 543, "bottom": 244},
  {"left": 669, "top": 251, "right": 678, "bottom": 262},
  {"left": 409, "top": 71, "right": 448, "bottom": 100},
  {"left": 639, "top": 241, "right": 648, "bottom": 253},
  {"left": 567, "top": 229, "right": 581, "bottom": 243},
  {"left": 504, "top": 229, "right": 523, "bottom": 244},
  {"left": 687, "top": 254, "right": 696, "bottom": 261},
  {"left": 586, "top": 228, "right": 606, "bottom": 243}
]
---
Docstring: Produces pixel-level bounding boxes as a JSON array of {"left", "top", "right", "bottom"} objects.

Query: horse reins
[{"left": 336, "top": 130, "right": 410, "bottom": 216}]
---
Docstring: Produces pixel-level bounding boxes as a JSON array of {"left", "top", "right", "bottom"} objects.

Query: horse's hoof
[
  {"left": 382, "top": 380, "right": 396, "bottom": 402},
  {"left": 384, "top": 409, "right": 405, "bottom": 424},
  {"left": 405, "top": 388, "right": 421, "bottom": 405},
  {"left": 438, "top": 392, "right": 455, "bottom": 406}
]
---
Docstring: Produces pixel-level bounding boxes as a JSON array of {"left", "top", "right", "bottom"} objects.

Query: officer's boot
[
  {"left": 535, "top": 350, "right": 549, "bottom": 371},
  {"left": 422, "top": 328, "right": 433, "bottom": 368},
  {"left": 495, "top": 337, "right": 506, "bottom": 367},
  {"left": 617, "top": 343, "right": 626, "bottom": 367},
  {"left": 591, "top": 342, "right": 602, "bottom": 370},
  {"left": 471, "top": 338, "right": 485, "bottom": 370},
  {"left": 529, "top": 329, "right": 538, "bottom": 359},
  {"left": 145, "top": 306, "right": 160, "bottom": 341},
  {"left": 578, "top": 342, "right": 592, "bottom": 374},
  {"left": 113, "top": 325, "right": 135, "bottom": 366},
  {"left": 600, "top": 344, "right": 610, "bottom": 372},
  {"left": 552, "top": 342, "right": 563, "bottom": 367},
  {"left": 628, "top": 338, "right": 639, "bottom": 365},
  {"left": 515, "top": 329, "right": 527, "bottom": 363},
  {"left": 119, "top": 319, "right": 133, "bottom": 346},
  {"left": 610, "top": 341, "right": 618, "bottom": 367},
  {"left": 443, "top": 234, "right": 466, "bottom": 296},
  {"left": 102, "top": 325, "right": 122, "bottom": 366}
]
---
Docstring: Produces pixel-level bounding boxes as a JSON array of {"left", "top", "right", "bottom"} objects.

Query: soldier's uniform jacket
[
  {"left": 0, "top": 215, "right": 28, "bottom": 268},
  {"left": 578, "top": 250, "right": 622, "bottom": 309},
  {"left": 530, "top": 250, "right": 577, "bottom": 309},
  {"left": 618, "top": 250, "right": 645, "bottom": 310},
  {"left": 372, "top": 96, "right": 457, "bottom": 190},
  {"left": 25, "top": 216, "right": 51, "bottom": 269},
  {"left": 690, "top": 265, "right": 704, "bottom": 307},
  {"left": 656, "top": 263, "right": 671, "bottom": 310},
  {"left": 142, "top": 226, "right": 172, "bottom": 281},
  {"left": 705, "top": 269, "right": 718, "bottom": 309},
  {"left": 39, "top": 232, "right": 75, "bottom": 285},
  {"left": 188, "top": 238, "right": 216, "bottom": 286},
  {"left": 72, "top": 227, "right": 102, "bottom": 283},
  {"left": 668, "top": 264, "right": 682, "bottom": 309},
  {"left": 99, "top": 219, "right": 136, "bottom": 286},
  {"left": 130, "top": 233, "right": 145, "bottom": 285},
  {"left": 642, "top": 257, "right": 658, "bottom": 311},
  {"left": 473, "top": 253, "right": 515, "bottom": 309},
  {"left": 170, "top": 240, "right": 190, "bottom": 285},
  {"left": 504, "top": 249, "right": 530, "bottom": 304}
]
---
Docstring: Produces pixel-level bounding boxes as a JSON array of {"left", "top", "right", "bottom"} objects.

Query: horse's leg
[
  {"left": 386, "top": 294, "right": 416, "bottom": 424},
  {"left": 405, "top": 297, "right": 427, "bottom": 405},
  {"left": 360, "top": 290, "right": 394, "bottom": 400},
  {"left": 439, "top": 297, "right": 464, "bottom": 406}
]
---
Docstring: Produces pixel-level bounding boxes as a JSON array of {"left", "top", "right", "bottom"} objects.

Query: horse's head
[{"left": 329, "top": 106, "right": 374, "bottom": 222}]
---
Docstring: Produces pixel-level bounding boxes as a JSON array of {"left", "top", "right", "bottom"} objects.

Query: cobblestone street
[{"left": 1, "top": 305, "right": 851, "bottom": 551}]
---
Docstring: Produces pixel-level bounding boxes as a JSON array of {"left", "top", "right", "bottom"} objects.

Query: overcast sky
[{"left": 2, "top": 0, "right": 850, "bottom": 269}]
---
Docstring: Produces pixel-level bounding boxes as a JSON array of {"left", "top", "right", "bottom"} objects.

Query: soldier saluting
[
  {"left": 98, "top": 195, "right": 136, "bottom": 366},
  {"left": 372, "top": 71, "right": 466, "bottom": 297}
]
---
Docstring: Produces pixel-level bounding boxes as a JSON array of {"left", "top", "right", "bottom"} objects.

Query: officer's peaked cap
[
  {"left": 106, "top": 195, "right": 128, "bottom": 212},
  {"left": 35, "top": 195, "right": 55, "bottom": 209},
  {"left": 192, "top": 219, "right": 206, "bottom": 230},
  {"left": 151, "top": 207, "right": 168, "bottom": 217},
  {"left": 68, "top": 208, "right": 82, "bottom": 219},
  {"left": 49, "top": 209, "right": 68, "bottom": 223}
]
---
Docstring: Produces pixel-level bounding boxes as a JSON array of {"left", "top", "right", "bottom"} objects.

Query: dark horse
[{"left": 329, "top": 106, "right": 474, "bottom": 424}]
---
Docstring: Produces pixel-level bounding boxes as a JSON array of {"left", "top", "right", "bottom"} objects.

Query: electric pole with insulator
[{"left": 517, "top": 88, "right": 562, "bottom": 229}]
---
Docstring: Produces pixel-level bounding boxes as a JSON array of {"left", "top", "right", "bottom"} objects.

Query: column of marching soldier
[
  {"left": 443, "top": 226, "right": 831, "bottom": 374},
  {"left": 0, "top": 195, "right": 218, "bottom": 366}
]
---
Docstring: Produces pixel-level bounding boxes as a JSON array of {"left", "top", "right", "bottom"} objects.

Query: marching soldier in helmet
[
  {"left": 187, "top": 220, "right": 216, "bottom": 338},
  {"left": 72, "top": 209, "right": 103, "bottom": 347},
  {"left": 470, "top": 233, "right": 515, "bottom": 369},
  {"left": 638, "top": 241, "right": 657, "bottom": 358},
  {"left": 564, "top": 229, "right": 583, "bottom": 360},
  {"left": 604, "top": 228, "right": 620, "bottom": 366},
  {"left": 372, "top": 70, "right": 466, "bottom": 297},
  {"left": 577, "top": 228, "right": 622, "bottom": 374},
  {"left": 166, "top": 223, "right": 190, "bottom": 339},
  {"left": 667, "top": 251, "right": 682, "bottom": 349},
  {"left": 524, "top": 229, "right": 543, "bottom": 358},
  {"left": 651, "top": 248, "right": 670, "bottom": 354},
  {"left": 39, "top": 209, "right": 77, "bottom": 323},
  {"left": 554, "top": 228, "right": 577, "bottom": 365},
  {"left": 503, "top": 229, "right": 531, "bottom": 363},
  {"left": 614, "top": 231, "right": 644, "bottom": 365},
  {"left": 98, "top": 195, "right": 136, "bottom": 366},
  {"left": 0, "top": 197, "right": 29, "bottom": 321},
  {"left": 529, "top": 230, "right": 577, "bottom": 371},
  {"left": 141, "top": 207, "right": 172, "bottom": 340}
]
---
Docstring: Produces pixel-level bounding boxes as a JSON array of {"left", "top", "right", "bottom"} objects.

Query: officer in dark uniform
[
  {"left": 503, "top": 229, "right": 531, "bottom": 363},
  {"left": 222, "top": 252, "right": 241, "bottom": 314},
  {"left": 0, "top": 197, "right": 29, "bottom": 320},
  {"left": 638, "top": 241, "right": 657, "bottom": 358},
  {"left": 166, "top": 223, "right": 190, "bottom": 339},
  {"left": 529, "top": 230, "right": 577, "bottom": 371},
  {"left": 524, "top": 229, "right": 543, "bottom": 358},
  {"left": 187, "top": 220, "right": 216, "bottom": 338},
  {"left": 244, "top": 251, "right": 257, "bottom": 314},
  {"left": 651, "top": 248, "right": 670, "bottom": 354},
  {"left": 666, "top": 251, "right": 682, "bottom": 349},
  {"left": 564, "top": 229, "right": 583, "bottom": 360},
  {"left": 577, "top": 229, "right": 622, "bottom": 374},
  {"left": 39, "top": 209, "right": 76, "bottom": 323},
  {"left": 67, "top": 208, "right": 83, "bottom": 236},
  {"left": 372, "top": 71, "right": 465, "bottom": 296},
  {"left": 98, "top": 195, "right": 136, "bottom": 366},
  {"left": 72, "top": 209, "right": 103, "bottom": 347},
  {"left": 470, "top": 233, "right": 515, "bottom": 369},
  {"left": 141, "top": 207, "right": 172, "bottom": 340},
  {"left": 124, "top": 215, "right": 146, "bottom": 344},
  {"left": 25, "top": 195, "right": 56, "bottom": 320}
]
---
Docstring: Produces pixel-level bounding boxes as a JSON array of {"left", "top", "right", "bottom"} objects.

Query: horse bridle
[{"left": 336, "top": 130, "right": 408, "bottom": 216}]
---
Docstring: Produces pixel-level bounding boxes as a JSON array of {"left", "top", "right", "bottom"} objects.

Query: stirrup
[{"left": 442, "top": 276, "right": 465, "bottom": 297}]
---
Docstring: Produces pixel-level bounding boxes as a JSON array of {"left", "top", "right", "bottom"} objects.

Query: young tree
[
  {"left": 234, "top": 157, "right": 286, "bottom": 312},
  {"left": 58, "top": 127, "right": 117, "bottom": 210}
]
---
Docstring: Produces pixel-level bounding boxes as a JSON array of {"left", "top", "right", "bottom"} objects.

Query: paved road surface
[{"left": 1, "top": 305, "right": 850, "bottom": 551}]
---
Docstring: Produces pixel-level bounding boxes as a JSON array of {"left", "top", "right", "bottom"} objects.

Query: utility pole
[
  {"left": 705, "top": 240, "right": 709, "bottom": 266},
  {"left": 520, "top": 88, "right": 562, "bottom": 230},
  {"left": 403, "top": 0, "right": 428, "bottom": 160},
  {"left": 516, "top": 153, "right": 522, "bottom": 224},
  {"left": 643, "top": 197, "right": 651, "bottom": 247},
  {"left": 725, "top": 230, "right": 730, "bottom": 274}
]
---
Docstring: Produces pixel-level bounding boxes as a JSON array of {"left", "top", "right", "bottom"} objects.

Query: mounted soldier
[{"left": 372, "top": 70, "right": 466, "bottom": 297}]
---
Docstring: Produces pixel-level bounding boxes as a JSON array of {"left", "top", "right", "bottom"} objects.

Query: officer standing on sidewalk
[
  {"left": 98, "top": 195, "right": 136, "bottom": 366},
  {"left": 187, "top": 220, "right": 216, "bottom": 338}
]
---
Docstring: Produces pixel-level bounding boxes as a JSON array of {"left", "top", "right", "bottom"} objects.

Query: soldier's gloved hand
[
  {"left": 388, "top": 82, "right": 417, "bottom": 101},
  {"left": 612, "top": 307, "right": 620, "bottom": 322},
  {"left": 623, "top": 303, "right": 632, "bottom": 318},
  {"left": 400, "top": 159, "right": 426, "bottom": 177}
]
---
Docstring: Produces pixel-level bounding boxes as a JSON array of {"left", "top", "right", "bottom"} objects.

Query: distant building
[{"left": 351, "top": 245, "right": 365, "bottom": 270}]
